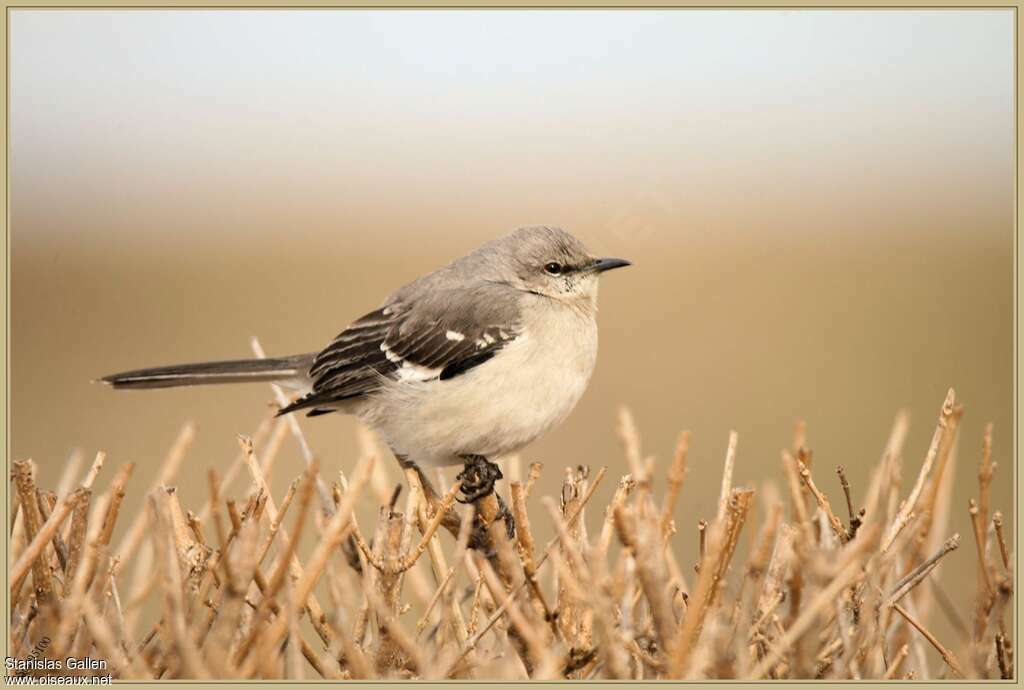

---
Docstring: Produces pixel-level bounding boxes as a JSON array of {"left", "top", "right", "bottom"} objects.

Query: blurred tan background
[{"left": 10, "top": 9, "right": 1013, "bottom": 655}]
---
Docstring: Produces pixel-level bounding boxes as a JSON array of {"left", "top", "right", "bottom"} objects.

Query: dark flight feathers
[{"left": 278, "top": 298, "right": 519, "bottom": 416}]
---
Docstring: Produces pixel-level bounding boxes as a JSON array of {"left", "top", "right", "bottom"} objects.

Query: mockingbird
[{"left": 102, "top": 226, "right": 629, "bottom": 524}]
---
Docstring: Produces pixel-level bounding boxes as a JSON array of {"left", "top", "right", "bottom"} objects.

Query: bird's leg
[
  {"left": 392, "top": 451, "right": 464, "bottom": 541},
  {"left": 395, "top": 452, "right": 441, "bottom": 502},
  {"left": 494, "top": 492, "right": 516, "bottom": 540},
  {"left": 457, "top": 455, "right": 515, "bottom": 540}
]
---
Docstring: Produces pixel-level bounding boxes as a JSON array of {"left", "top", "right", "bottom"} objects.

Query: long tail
[{"left": 100, "top": 353, "right": 315, "bottom": 390}]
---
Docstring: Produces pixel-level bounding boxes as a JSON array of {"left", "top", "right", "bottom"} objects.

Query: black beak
[{"left": 591, "top": 257, "right": 632, "bottom": 273}]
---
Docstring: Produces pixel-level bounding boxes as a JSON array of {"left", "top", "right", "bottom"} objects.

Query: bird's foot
[
  {"left": 457, "top": 455, "right": 515, "bottom": 547},
  {"left": 456, "top": 454, "right": 503, "bottom": 503}
]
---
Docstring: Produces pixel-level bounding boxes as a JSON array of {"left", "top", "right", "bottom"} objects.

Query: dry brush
[{"left": 6, "top": 388, "right": 1014, "bottom": 680}]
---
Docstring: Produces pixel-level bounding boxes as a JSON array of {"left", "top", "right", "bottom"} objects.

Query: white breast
[{"left": 363, "top": 301, "right": 599, "bottom": 467}]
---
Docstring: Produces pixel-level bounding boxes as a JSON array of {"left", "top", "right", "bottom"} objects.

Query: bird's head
[{"left": 484, "top": 226, "right": 630, "bottom": 307}]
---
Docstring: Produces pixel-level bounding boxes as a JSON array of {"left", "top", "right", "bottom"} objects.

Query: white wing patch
[
  {"left": 445, "top": 330, "right": 465, "bottom": 342},
  {"left": 381, "top": 342, "right": 403, "bottom": 364},
  {"left": 381, "top": 342, "right": 442, "bottom": 382},
  {"left": 395, "top": 361, "right": 441, "bottom": 382}
]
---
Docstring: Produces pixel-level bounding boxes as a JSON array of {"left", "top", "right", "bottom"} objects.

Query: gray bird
[{"left": 102, "top": 226, "right": 630, "bottom": 512}]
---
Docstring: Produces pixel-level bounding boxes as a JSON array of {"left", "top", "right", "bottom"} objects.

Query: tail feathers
[{"left": 100, "top": 354, "right": 314, "bottom": 390}]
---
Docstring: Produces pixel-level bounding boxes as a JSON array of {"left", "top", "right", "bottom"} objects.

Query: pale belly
[{"left": 362, "top": 310, "right": 599, "bottom": 467}]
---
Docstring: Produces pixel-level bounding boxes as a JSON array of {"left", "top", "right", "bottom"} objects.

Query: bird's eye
[{"left": 544, "top": 262, "right": 563, "bottom": 275}]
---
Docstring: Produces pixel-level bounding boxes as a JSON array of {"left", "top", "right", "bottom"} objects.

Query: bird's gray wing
[{"left": 278, "top": 287, "right": 520, "bottom": 416}]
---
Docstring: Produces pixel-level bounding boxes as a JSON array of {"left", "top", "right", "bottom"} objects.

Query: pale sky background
[
  {"left": 10, "top": 9, "right": 1015, "bottom": 668},
  {"left": 12, "top": 10, "right": 1013, "bottom": 255}
]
